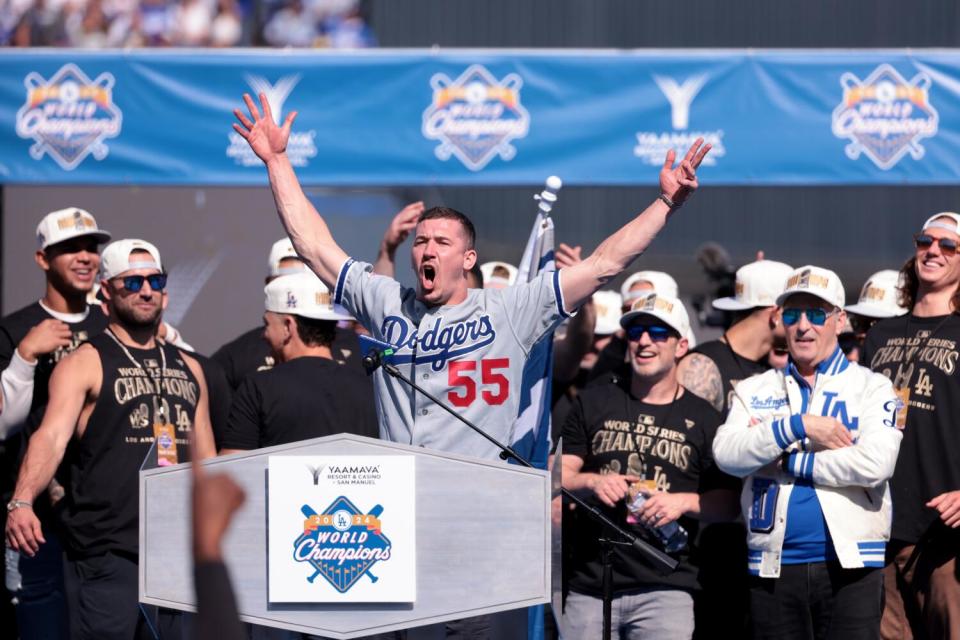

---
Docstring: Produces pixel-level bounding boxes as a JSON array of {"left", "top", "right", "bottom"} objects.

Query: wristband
[
  {"left": 658, "top": 193, "right": 681, "bottom": 209},
  {"left": 6, "top": 499, "right": 32, "bottom": 513}
]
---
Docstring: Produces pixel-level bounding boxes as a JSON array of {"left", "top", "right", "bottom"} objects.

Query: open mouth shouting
[{"left": 419, "top": 263, "right": 437, "bottom": 293}]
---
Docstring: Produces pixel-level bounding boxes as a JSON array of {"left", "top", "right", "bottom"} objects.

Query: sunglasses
[
  {"left": 626, "top": 324, "right": 675, "bottom": 342},
  {"left": 118, "top": 273, "right": 167, "bottom": 293},
  {"left": 781, "top": 307, "right": 837, "bottom": 327},
  {"left": 915, "top": 233, "right": 958, "bottom": 256}
]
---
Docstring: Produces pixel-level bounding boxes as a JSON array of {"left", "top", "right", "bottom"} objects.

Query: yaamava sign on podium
[
  {"left": 267, "top": 456, "right": 416, "bottom": 603},
  {"left": 139, "top": 434, "right": 550, "bottom": 639}
]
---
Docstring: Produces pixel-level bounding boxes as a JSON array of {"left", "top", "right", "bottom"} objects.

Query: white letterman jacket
[{"left": 713, "top": 347, "right": 902, "bottom": 578}]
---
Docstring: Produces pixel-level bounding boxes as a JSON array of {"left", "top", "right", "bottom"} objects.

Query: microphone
[
  {"left": 358, "top": 335, "right": 397, "bottom": 375},
  {"left": 362, "top": 349, "right": 382, "bottom": 374}
]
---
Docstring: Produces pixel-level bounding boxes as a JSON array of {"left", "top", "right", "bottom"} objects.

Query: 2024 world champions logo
[
  {"left": 422, "top": 64, "right": 530, "bottom": 171},
  {"left": 293, "top": 497, "right": 392, "bottom": 593},
  {"left": 15, "top": 63, "right": 123, "bottom": 171},
  {"left": 831, "top": 64, "right": 939, "bottom": 170}
]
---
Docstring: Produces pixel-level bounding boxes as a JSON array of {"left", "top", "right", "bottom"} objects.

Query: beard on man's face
[{"left": 112, "top": 298, "right": 162, "bottom": 329}]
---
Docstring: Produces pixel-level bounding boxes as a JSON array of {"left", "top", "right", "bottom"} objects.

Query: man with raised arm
[{"left": 234, "top": 93, "right": 710, "bottom": 458}]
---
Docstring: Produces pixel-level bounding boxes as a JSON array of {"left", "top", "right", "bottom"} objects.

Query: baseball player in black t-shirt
[
  {"left": 5, "top": 239, "right": 217, "bottom": 640},
  {"left": 561, "top": 292, "right": 739, "bottom": 640},
  {"left": 0, "top": 207, "right": 111, "bottom": 640},
  {"left": 862, "top": 212, "right": 960, "bottom": 639},
  {"left": 219, "top": 271, "right": 377, "bottom": 453}
]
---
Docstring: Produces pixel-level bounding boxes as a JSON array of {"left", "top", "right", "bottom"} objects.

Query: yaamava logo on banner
[
  {"left": 15, "top": 63, "right": 123, "bottom": 171},
  {"left": 227, "top": 74, "right": 317, "bottom": 167},
  {"left": 422, "top": 64, "right": 530, "bottom": 171},
  {"left": 831, "top": 63, "right": 939, "bottom": 170},
  {"left": 634, "top": 74, "right": 725, "bottom": 167}
]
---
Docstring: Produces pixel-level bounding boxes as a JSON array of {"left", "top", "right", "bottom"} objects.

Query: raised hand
[
  {"left": 383, "top": 202, "right": 425, "bottom": 253},
  {"left": 659, "top": 137, "right": 711, "bottom": 206},
  {"left": 555, "top": 242, "right": 583, "bottom": 269},
  {"left": 232, "top": 92, "right": 297, "bottom": 165}
]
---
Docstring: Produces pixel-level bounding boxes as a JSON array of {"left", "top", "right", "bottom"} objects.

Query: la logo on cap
[{"left": 286, "top": 291, "right": 298, "bottom": 309}]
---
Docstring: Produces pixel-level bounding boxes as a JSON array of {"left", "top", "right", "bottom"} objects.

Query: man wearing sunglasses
[
  {"left": 561, "top": 292, "right": 739, "bottom": 640},
  {"left": 860, "top": 212, "right": 960, "bottom": 640},
  {"left": 714, "top": 265, "right": 902, "bottom": 640},
  {"left": 0, "top": 207, "right": 112, "bottom": 640},
  {"left": 6, "top": 239, "right": 217, "bottom": 639}
]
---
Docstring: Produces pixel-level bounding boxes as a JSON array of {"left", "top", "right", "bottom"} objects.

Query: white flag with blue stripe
[{"left": 510, "top": 177, "right": 561, "bottom": 470}]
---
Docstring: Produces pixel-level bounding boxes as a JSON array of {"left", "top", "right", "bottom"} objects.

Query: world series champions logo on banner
[
  {"left": 293, "top": 497, "right": 392, "bottom": 593},
  {"left": 422, "top": 64, "right": 530, "bottom": 171},
  {"left": 831, "top": 63, "right": 939, "bottom": 170},
  {"left": 15, "top": 63, "right": 122, "bottom": 171}
]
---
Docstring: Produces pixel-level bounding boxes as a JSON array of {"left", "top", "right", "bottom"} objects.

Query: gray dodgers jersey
[{"left": 334, "top": 258, "right": 569, "bottom": 459}]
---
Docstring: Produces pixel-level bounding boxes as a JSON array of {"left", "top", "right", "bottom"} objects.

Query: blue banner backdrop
[{"left": 1, "top": 49, "right": 959, "bottom": 186}]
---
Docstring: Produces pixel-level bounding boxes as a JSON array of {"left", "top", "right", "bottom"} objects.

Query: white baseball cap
[
  {"left": 268, "top": 238, "right": 305, "bottom": 277},
  {"left": 592, "top": 290, "right": 623, "bottom": 336},
  {"left": 619, "top": 292, "right": 691, "bottom": 340},
  {"left": 845, "top": 270, "right": 908, "bottom": 319},
  {"left": 264, "top": 272, "right": 353, "bottom": 321},
  {"left": 621, "top": 271, "right": 679, "bottom": 304},
  {"left": 480, "top": 261, "right": 518, "bottom": 288},
  {"left": 713, "top": 260, "right": 794, "bottom": 311},
  {"left": 100, "top": 239, "right": 163, "bottom": 280},
  {"left": 776, "top": 265, "right": 846, "bottom": 309},
  {"left": 920, "top": 212, "right": 960, "bottom": 234},
  {"left": 36, "top": 207, "right": 111, "bottom": 250}
]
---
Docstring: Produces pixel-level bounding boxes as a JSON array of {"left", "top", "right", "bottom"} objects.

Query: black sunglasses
[
  {"left": 915, "top": 233, "right": 958, "bottom": 256},
  {"left": 118, "top": 273, "right": 167, "bottom": 293}
]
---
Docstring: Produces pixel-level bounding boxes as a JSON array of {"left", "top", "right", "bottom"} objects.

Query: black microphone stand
[{"left": 362, "top": 349, "right": 679, "bottom": 640}]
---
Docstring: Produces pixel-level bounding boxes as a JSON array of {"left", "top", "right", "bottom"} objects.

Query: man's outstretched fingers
[
  {"left": 234, "top": 108, "right": 254, "bottom": 131},
  {"left": 242, "top": 93, "right": 261, "bottom": 121},
  {"left": 260, "top": 92, "right": 274, "bottom": 123},
  {"left": 693, "top": 143, "right": 712, "bottom": 167},
  {"left": 662, "top": 148, "right": 676, "bottom": 172},
  {"left": 282, "top": 111, "right": 298, "bottom": 133}
]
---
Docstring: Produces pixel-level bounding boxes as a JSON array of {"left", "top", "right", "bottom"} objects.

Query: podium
[{"left": 139, "top": 434, "right": 551, "bottom": 639}]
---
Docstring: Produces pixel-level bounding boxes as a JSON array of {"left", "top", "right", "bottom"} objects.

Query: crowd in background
[{"left": 0, "top": 0, "right": 376, "bottom": 48}]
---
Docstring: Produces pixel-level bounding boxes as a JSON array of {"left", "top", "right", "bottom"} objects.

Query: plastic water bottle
[{"left": 626, "top": 492, "right": 689, "bottom": 553}]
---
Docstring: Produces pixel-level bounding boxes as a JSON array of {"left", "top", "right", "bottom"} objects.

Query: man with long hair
[{"left": 862, "top": 212, "right": 960, "bottom": 640}]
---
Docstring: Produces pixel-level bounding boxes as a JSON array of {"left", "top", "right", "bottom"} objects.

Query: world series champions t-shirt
[
  {"left": 562, "top": 379, "right": 739, "bottom": 595},
  {"left": 862, "top": 313, "right": 960, "bottom": 543},
  {"left": 60, "top": 333, "right": 199, "bottom": 558}
]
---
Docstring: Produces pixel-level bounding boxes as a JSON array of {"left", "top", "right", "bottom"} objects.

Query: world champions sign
[{"left": 268, "top": 456, "right": 416, "bottom": 603}]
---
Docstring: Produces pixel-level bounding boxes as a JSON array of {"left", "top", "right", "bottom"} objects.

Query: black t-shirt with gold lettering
[
  {"left": 862, "top": 313, "right": 960, "bottom": 543},
  {"left": 61, "top": 333, "right": 199, "bottom": 558},
  {"left": 562, "top": 378, "right": 738, "bottom": 595}
]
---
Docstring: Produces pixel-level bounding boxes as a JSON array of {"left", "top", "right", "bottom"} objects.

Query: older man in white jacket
[{"left": 713, "top": 265, "right": 903, "bottom": 640}]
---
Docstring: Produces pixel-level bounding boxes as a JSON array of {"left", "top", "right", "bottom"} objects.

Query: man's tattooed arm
[{"left": 677, "top": 353, "right": 724, "bottom": 412}]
